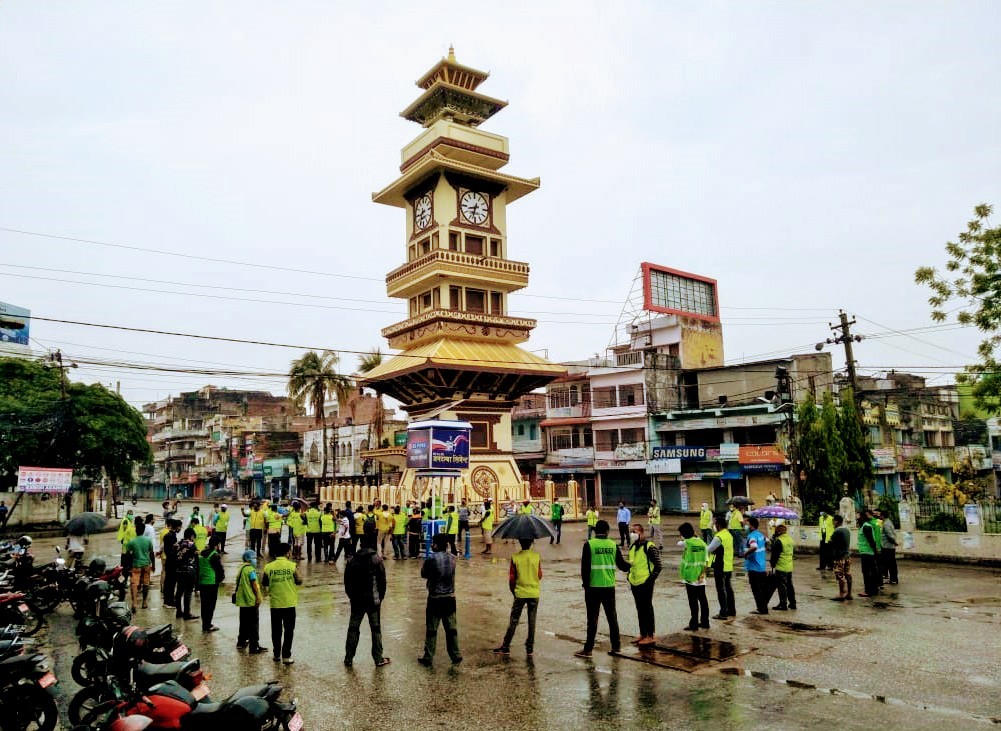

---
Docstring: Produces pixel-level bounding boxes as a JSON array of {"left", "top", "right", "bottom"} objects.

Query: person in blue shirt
[
  {"left": 743, "top": 516, "right": 770, "bottom": 615},
  {"left": 616, "top": 503, "right": 632, "bottom": 547}
]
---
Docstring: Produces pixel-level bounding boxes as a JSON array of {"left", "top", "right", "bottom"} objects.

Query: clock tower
[{"left": 361, "top": 48, "right": 564, "bottom": 504}]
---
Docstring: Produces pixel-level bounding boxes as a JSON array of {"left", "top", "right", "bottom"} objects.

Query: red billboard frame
[{"left": 640, "top": 262, "right": 720, "bottom": 324}]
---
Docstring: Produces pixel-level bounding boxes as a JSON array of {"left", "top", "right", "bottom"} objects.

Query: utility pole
[{"left": 819, "top": 310, "right": 863, "bottom": 400}]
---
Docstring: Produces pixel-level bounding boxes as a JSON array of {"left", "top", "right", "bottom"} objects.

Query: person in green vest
[
  {"left": 575, "top": 520, "right": 629, "bottom": 658},
  {"left": 265, "top": 504, "right": 283, "bottom": 558},
  {"left": 480, "top": 500, "right": 494, "bottom": 555},
  {"left": 699, "top": 503, "right": 714, "bottom": 544},
  {"left": 320, "top": 504, "right": 336, "bottom": 563},
  {"left": 727, "top": 505, "right": 745, "bottom": 557},
  {"left": 445, "top": 506, "right": 459, "bottom": 556},
  {"left": 520, "top": 500, "right": 533, "bottom": 516},
  {"left": 197, "top": 534, "right": 225, "bottom": 632},
  {"left": 621, "top": 523, "right": 662, "bottom": 646},
  {"left": 550, "top": 499, "right": 564, "bottom": 545},
  {"left": 262, "top": 541, "right": 302, "bottom": 664},
  {"left": 191, "top": 517, "right": 209, "bottom": 552},
  {"left": 585, "top": 505, "right": 599, "bottom": 541},
  {"left": 305, "top": 502, "right": 322, "bottom": 562},
  {"left": 817, "top": 510, "right": 835, "bottom": 572},
  {"left": 286, "top": 506, "right": 304, "bottom": 561},
  {"left": 769, "top": 523, "right": 797, "bottom": 610},
  {"left": 118, "top": 509, "right": 137, "bottom": 575},
  {"left": 647, "top": 500, "right": 662, "bottom": 544},
  {"left": 857, "top": 509, "right": 882, "bottom": 598},
  {"left": 705, "top": 515, "right": 736, "bottom": 619},
  {"left": 493, "top": 537, "right": 543, "bottom": 656},
  {"left": 677, "top": 522, "right": 709, "bottom": 630},
  {"left": 235, "top": 549, "right": 268, "bottom": 655},
  {"left": 213, "top": 504, "right": 231, "bottom": 554},
  {"left": 390, "top": 505, "right": 407, "bottom": 560}
]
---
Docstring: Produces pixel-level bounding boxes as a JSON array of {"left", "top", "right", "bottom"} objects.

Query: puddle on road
[{"left": 740, "top": 616, "right": 857, "bottom": 639}]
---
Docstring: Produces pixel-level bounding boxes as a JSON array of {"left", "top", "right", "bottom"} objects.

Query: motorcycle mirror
[{"left": 55, "top": 547, "right": 62, "bottom": 554}]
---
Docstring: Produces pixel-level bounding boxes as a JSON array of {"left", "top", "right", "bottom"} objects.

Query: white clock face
[
  {"left": 414, "top": 194, "right": 432, "bottom": 230},
  {"left": 460, "top": 190, "right": 489, "bottom": 225}
]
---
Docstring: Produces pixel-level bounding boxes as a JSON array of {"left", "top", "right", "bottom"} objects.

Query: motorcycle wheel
[
  {"left": 6, "top": 683, "right": 58, "bottom": 731},
  {"left": 70, "top": 649, "right": 105, "bottom": 687},
  {"left": 68, "top": 685, "right": 106, "bottom": 727},
  {"left": 1, "top": 602, "right": 44, "bottom": 637},
  {"left": 30, "top": 586, "right": 61, "bottom": 614}
]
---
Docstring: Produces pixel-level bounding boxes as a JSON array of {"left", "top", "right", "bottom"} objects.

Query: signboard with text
[
  {"left": 406, "top": 421, "right": 472, "bottom": 470},
  {"left": 17, "top": 466, "right": 73, "bottom": 493},
  {"left": 651, "top": 445, "right": 707, "bottom": 460},
  {"left": 738, "top": 445, "right": 786, "bottom": 465}
]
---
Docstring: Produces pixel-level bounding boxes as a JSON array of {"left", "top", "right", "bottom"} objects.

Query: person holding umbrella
[{"left": 493, "top": 537, "right": 543, "bottom": 657}]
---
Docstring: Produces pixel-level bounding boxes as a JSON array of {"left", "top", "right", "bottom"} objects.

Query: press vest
[
  {"left": 192, "top": 524, "right": 208, "bottom": 552},
  {"left": 481, "top": 509, "right": 494, "bottom": 531},
  {"left": 728, "top": 509, "right": 743, "bottom": 530},
  {"left": 197, "top": 550, "right": 218, "bottom": 585},
  {"left": 234, "top": 564, "right": 257, "bottom": 607},
  {"left": 648, "top": 506, "right": 661, "bottom": 525},
  {"left": 511, "top": 549, "right": 541, "bottom": 599},
  {"left": 215, "top": 511, "right": 230, "bottom": 532},
  {"left": 321, "top": 513, "right": 335, "bottom": 532},
  {"left": 713, "top": 528, "right": 734, "bottom": 572},
  {"left": 392, "top": 513, "right": 407, "bottom": 535},
  {"left": 587, "top": 538, "right": 617, "bottom": 588},
  {"left": 305, "top": 508, "right": 321, "bottom": 533},
  {"left": 266, "top": 510, "right": 282, "bottom": 532},
  {"left": 586, "top": 510, "right": 598, "bottom": 527},
  {"left": 627, "top": 541, "right": 653, "bottom": 586},
  {"left": 446, "top": 513, "right": 459, "bottom": 535},
  {"left": 699, "top": 509, "right": 713, "bottom": 530},
  {"left": 264, "top": 557, "right": 299, "bottom": 609},
  {"left": 680, "top": 537, "right": 708, "bottom": 583},
  {"left": 775, "top": 533, "right": 795, "bottom": 573},
  {"left": 249, "top": 510, "right": 264, "bottom": 530}
]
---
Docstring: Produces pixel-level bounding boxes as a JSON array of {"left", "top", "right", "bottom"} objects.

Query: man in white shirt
[{"left": 143, "top": 514, "right": 159, "bottom": 575}]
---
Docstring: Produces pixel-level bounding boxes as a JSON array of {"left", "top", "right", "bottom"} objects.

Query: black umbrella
[
  {"left": 725, "top": 496, "right": 754, "bottom": 507},
  {"left": 206, "top": 488, "right": 236, "bottom": 500},
  {"left": 491, "top": 514, "right": 557, "bottom": 541},
  {"left": 65, "top": 512, "right": 109, "bottom": 535}
]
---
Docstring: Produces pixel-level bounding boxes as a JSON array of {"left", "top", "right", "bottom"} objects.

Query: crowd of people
[{"left": 105, "top": 495, "right": 903, "bottom": 666}]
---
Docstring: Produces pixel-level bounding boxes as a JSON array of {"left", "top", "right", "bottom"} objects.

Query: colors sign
[{"left": 738, "top": 445, "right": 785, "bottom": 465}]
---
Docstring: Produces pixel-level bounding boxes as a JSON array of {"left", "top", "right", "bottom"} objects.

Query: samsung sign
[{"left": 651, "top": 446, "right": 707, "bottom": 460}]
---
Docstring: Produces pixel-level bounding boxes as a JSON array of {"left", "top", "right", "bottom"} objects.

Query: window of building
[
  {"left": 420, "top": 291, "right": 433, "bottom": 312},
  {"left": 449, "top": 286, "right": 461, "bottom": 311},
  {"left": 517, "top": 424, "right": 525, "bottom": 436},
  {"left": 408, "top": 244, "right": 417, "bottom": 261},
  {"left": 647, "top": 267, "right": 717, "bottom": 318},
  {"left": 869, "top": 426, "right": 882, "bottom": 444},
  {"left": 418, "top": 238, "right": 431, "bottom": 256},
  {"left": 489, "top": 238, "right": 500, "bottom": 257},
  {"left": 490, "top": 291, "right": 503, "bottom": 315},
  {"left": 449, "top": 232, "right": 460, "bottom": 251},
  {"left": 594, "top": 429, "right": 620, "bottom": 451},
  {"left": 618, "top": 384, "right": 644, "bottom": 407},
  {"left": 619, "top": 428, "right": 644, "bottom": 446},
  {"left": 409, "top": 297, "right": 418, "bottom": 317},
  {"left": 529, "top": 425, "right": 537, "bottom": 440},
  {"left": 466, "top": 289, "right": 486, "bottom": 313},
  {"left": 592, "top": 386, "right": 617, "bottom": 409},
  {"left": 465, "top": 235, "right": 484, "bottom": 255},
  {"left": 470, "top": 421, "right": 489, "bottom": 448}
]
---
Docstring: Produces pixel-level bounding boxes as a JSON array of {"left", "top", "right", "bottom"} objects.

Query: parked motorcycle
[
  {"left": 0, "top": 650, "right": 59, "bottom": 731},
  {"left": 0, "top": 590, "right": 44, "bottom": 636}
]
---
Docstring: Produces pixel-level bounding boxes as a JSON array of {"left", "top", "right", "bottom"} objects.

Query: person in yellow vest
[
  {"left": 235, "top": 548, "right": 268, "bottom": 655},
  {"left": 286, "top": 506, "right": 304, "bottom": 561},
  {"left": 620, "top": 523, "right": 662, "bottom": 645},
  {"left": 493, "top": 537, "right": 543, "bottom": 656},
  {"left": 647, "top": 500, "right": 662, "bottom": 543},
  {"left": 705, "top": 515, "right": 736, "bottom": 619},
  {"left": 445, "top": 506, "right": 460, "bottom": 556},
  {"left": 118, "top": 509, "right": 137, "bottom": 576},
  {"left": 728, "top": 505, "right": 745, "bottom": 556},
  {"left": 353, "top": 507, "right": 367, "bottom": 553},
  {"left": 699, "top": 502, "right": 714, "bottom": 544},
  {"left": 376, "top": 504, "right": 394, "bottom": 559},
  {"left": 768, "top": 523, "right": 797, "bottom": 611},
  {"left": 304, "top": 502, "right": 322, "bottom": 562},
  {"left": 247, "top": 502, "right": 265, "bottom": 557},
  {"left": 678, "top": 522, "right": 710, "bottom": 630},
  {"left": 575, "top": 520, "right": 628, "bottom": 658},
  {"left": 262, "top": 541, "right": 302, "bottom": 664},
  {"left": 817, "top": 510, "right": 836, "bottom": 572},
  {"left": 480, "top": 500, "right": 494, "bottom": 555},
  {"left": 265, "top": 503, "right": 283, "bottom": 558},
  {"left": 191, "top": 516, "right": 209, "bottom": 552},
  {"left": 320, "top": 504, "right": 336, "bottom": 563},
  {"left": 391, "top": 505, "right": 407, "bottom": 560},
  {"left": 213, "top": 504, "right": 231, "bottom": 554},
  {"left": 520, "top": 500, "right": 533, "bottom": 516},
  {"left": 585, "top": 505, "right": 599, "bottom": 541}
]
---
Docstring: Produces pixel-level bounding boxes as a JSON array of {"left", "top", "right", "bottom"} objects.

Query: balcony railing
[
  {"left": 545, "top": 403, "right": 591, "bottom": 420},
  {"left": 386, "top": 249, "right": 530, "bottom": 289}
]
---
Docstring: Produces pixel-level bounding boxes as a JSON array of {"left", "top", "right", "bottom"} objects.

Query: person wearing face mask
[
  {"left": 619, "top": 523, "right": 661, "bottom": 646},
  {"left": 699, "top": 503, "right": 714, "bottom": 544}
]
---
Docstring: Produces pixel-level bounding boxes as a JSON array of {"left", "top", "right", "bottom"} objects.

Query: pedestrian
[
  {"left": 332, "top": 509, "right": 355, "bottom": 563},
  {"left": 766, "top": 491, "right": 777, "bottom": 506},
  {"left": 520, "top": 500, "right": 533, "bottom": 515},
  {"left": 817, "top": 510, "right": 835, "bottom": 571},
  {"left": 706, "top": 515, "right": 736, "bottom": 620},
  {"left": 743, "top": 516, "right": 770, "bottom": 615},
  {"left": 407, "top": 506, "right": 423, "bottom": 558},
  {"left": 234, "top": 549, "right": 268, "bottom": 655},
  {"left": 352, "top": 506, "right": 366, "bottom": 553},
  {"left": 418, "top": 533, "right": 462, "bottom": 666},
  {"left": 0, "top": 500, "right": 8, "bottom": 531},
  {"left": 126, "top": 516, "right": 155, "bottom": 611},
  {"left": 391, "top": 506, "right": 406, "bottom": 560},
  {"left": 117, "top": 509, "right": 136, "bottom": 578},
  {"left": 647, "top": 500, "right": 661, "bottom": 544},
  {"left": 857, "top": 509, "right": 882, "bottom": 598},
  {"left": 550, "top": 499, "right": 564, "bottom": 545},
  {"left": 191, "top": 517, "right": 208, "bottom": 552},
  {"left": 377, "top": 503, "right": 393, "bottom": 558},
  {"left": 457, "top": 500, "right": 470, "bottom": 545},
  {"left": 621, "top": 523, "right": 661, "bottom": 646},
  {"left": 174, "top": 527, "right": 199, "bottom": 620},
  {"left": 445, "top": 506, "right": 459, "bottom": 555},
  {"left": 205, "top": 504, "right": 218, "bottom": 535},
  {"left": 265, "top": 503, "right": 283, "bottom": 558},
  {"left": 677, "top": 522, "right": 710, "bottom": 630},
  {"left": 305, "top": 502, "right": 322, "bottom": 562},
  {"left": 187, "top": 506, "right": 202, "bottom": 530},
  {"left": 616, "top": 502, "right": 631, "bottom": 547},
  {"left": 248, "top": 502, "right": 265, "bottom": 557},
  {"left": 698, "top": 503, "right": 714, "bottom": 544},
  {"left": 575, "top": 520, "right": 624, "bottom": 658},
  {"left": 769, "top": 524, "right": 797, "bottom": 611},
  {"left": 493, "top": 537, "right": 542, "bottom": 657},
  {"left": 343, "top": 522, "right": 390, "bottom": 668},
  {"left": 585, "top": 505, "right": 598, "bottom": 541},
  {"left": 213, "top": 504, "right": 231, "bottom": 554},
  {"left": 161, "top": 520, "right": 180, "bottom": 608},
  {"left": 830, "top": 514, "right": 854, "bottom": 601},
  {"left": 66, "top": 532, "right": 87, "bottom": 570},
  {"left": 480, "top": 499, "right": 494, "bottom": 555},
  {"left": 285, "top": 505, "right": 303, "bottom": 561},
  {"left": 876, "top": 509, "right": 899, "bottom": 585},
  {"left": 262, "top": 542, "right": 302, "bottom": 664},
  {"left": 321, "top": 504, "right": 336, "bottom": 562},
  {"left": 728, "top": 505, "right": 745, "bottom": 556},
  {"left": 197, "top": 534, "right": 225, "bottom": 632}
]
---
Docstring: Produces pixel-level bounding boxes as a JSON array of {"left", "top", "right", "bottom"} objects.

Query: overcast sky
[{"left": 2, "top": 1, "right": 999, "bottom": 410}]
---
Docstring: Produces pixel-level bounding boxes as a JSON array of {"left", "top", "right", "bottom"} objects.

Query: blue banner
[{"left": 430, "top": 427, "right": 470, "bottom": 469}]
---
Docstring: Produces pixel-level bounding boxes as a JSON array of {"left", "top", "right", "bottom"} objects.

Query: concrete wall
[
  {"left": 1, "top": 490, "right": 90, "bottom": 528},
  {"left": 793, "top": 523, "right": 1001, "bottom": 564}
]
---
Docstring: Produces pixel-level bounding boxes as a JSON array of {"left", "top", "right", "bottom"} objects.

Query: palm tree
[
  {"left": 357, "top": 349, "right": 386, "bottom": 474},
  {"left": 287, "top": 350, "right": 351, "bottom": 484}
]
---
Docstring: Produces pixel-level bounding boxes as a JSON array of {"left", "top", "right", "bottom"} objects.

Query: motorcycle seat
[
  {"left": 135, "top": 658, "right": 200, "bottom": 687},
  {"left": 221, "top": 683, "right": 280, "bottom": 704},
  {"left": 146, "top": 623, "right": 175, "bottom": 643},
  {"left": 147, "top": 680, "right": 197, "bottom": 707},
  {"left": 184, "top": 696, "right": 269, "bottom": 729},
  {"left": 0, "top": 592, "right": 24, "bottom": 603}
]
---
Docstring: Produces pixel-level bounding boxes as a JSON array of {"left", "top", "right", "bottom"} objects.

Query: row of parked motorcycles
[{"left": 0, "top": 538, "right": 303, "bottom": 731}]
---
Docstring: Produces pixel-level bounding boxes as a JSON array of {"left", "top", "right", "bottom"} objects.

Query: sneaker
[
  {"left": 573, "top": 650, "right": 593, "bottom": 658},
  {"left": 273, "top": 656, "right": 281, "bottom": 663},
  {"left": 282, "top": 657, "right": 295, "bottom": 665},
  {"left": 492, "top": 647, "right": 511, "bottom": 655},
  {"left": 249, "top": 647, "right": 268, "bottom": 655},
  {"left": 375, "top": 658, "right": 391, "bottom": 667},
  {"left": 417, "top": 656, "right": 433, "bottom": 667}
]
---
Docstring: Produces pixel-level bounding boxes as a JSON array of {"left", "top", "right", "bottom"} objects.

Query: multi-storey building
[{"left": 511, "top": 392, "right": 546, "bottom": 493}]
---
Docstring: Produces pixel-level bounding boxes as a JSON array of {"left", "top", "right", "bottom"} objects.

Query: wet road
[{"left": 31, "top": 503, "right": 1001, "bottom": 729}]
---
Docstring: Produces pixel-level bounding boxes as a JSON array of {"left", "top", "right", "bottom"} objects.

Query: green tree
[
  {"left": 287, "top": 350, "right": 351, "bottom": 484},
  {"left": 837, "top": 389, "right": 873, "bottom": 499},
  {"left": 915, "top": 204, "right": 1001, "bottom": 412},
  {"left": 0, "top": 357, "right": 151, "bottom": 493},
  {"left": 796, "top": 392, "right": 846, "bottom": 523},
  {"left": 357, "top": 348, "right": 386, "bottom": 458}
]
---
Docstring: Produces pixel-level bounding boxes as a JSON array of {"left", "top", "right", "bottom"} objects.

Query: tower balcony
[
  {"left": 386, "top": 249, "right": 529, "bottom": 299},
  {"left": 381, "top": 309, "right": 537, "bottom": 349}
]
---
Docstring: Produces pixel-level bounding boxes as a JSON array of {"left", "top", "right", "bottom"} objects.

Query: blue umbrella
[{"left": 748, "top": 505, "right": 799, "bottom": 520}]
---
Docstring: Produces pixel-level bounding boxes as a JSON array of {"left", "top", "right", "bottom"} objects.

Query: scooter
[{"left": 0, "top": 650, "right": 59, "bottom": 731}]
